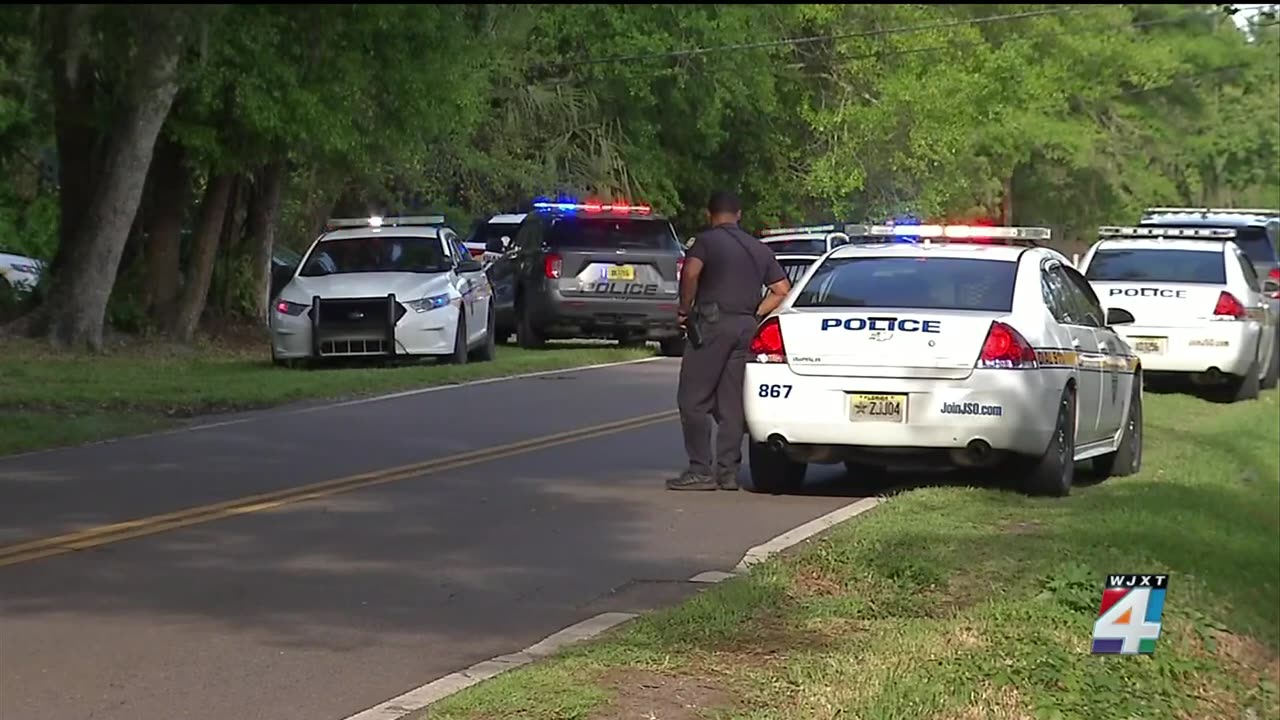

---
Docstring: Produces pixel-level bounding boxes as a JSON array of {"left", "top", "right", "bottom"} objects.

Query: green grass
[
  {"left": 0, "top": 337, "right": 653, "bottom": 456},
  {"left": 422, "top": 390, "right": 1280, "bottom": 720}
]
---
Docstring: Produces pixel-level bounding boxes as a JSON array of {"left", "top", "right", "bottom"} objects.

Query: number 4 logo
[{"left": 1092, "top": 587, "right": 1164, "bottom": 654}]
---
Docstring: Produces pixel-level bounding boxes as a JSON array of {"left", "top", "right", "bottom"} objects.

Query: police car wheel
[
  {"left": 1220, "top": 356, "right": 1260, "bottom": 402},
  {"left": 446, "top": 317, "right": 469, "bottom": 365},
  {"left": 1021, "top": 388, "right": 1075, "bottom": 497},
  {"left": 1092, "top": 376, "right": 1142, "bottom": 479},
  {"left": 748, "top": 442, "right": 806, "bottom": 495},
  {"left": 1260, "top": 342, "right": 1278, "bottom": 390}
]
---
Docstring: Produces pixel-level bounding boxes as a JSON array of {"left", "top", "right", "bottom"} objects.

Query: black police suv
[{"left": 484, "top": 202, "right": 685, "bottom": 356}]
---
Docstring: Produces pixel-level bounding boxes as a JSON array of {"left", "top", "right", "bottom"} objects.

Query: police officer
[{"left": 668, "top": 191, "right": 792, "bottom": 491}]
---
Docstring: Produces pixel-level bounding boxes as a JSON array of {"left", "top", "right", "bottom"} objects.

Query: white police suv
[
  {"left": 270, "top": 216, "right": 496, "bottom": 366},
  {"left": 1079, "top": 226, "right": 1279, "bottom": 401},
  {"left": 743, "top": 224, "right": 1143, "bottom": 498}
]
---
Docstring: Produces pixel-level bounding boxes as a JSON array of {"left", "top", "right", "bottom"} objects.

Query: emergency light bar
[
  {"left": 1143, "top": 207, "right": 1279, "bottom": 217},
  {"left": 760, "top": 224, "right": 837, "bottom": 237},
  {"left": 532, "top": 201, "right": 651, "bottom": 214},
  {"left": 843, "top": 224, "right": 1052, "bottom": 242},
  {"left": 1099, "top": 225, "right": 1237, "bottom": 238},
  {"left": 326, "top": 215, "right": 446, "bottom": 230}
]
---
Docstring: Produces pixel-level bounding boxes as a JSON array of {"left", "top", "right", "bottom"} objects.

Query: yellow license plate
[
  {"left": 607, "top": 265, "right": 635, "bottom": 281},
  {"left": 1131, "top": 337, "right": 1166, "bottom": 354},
  {"left": 848, "top": 393, "right": 907, "bottom": 423}
]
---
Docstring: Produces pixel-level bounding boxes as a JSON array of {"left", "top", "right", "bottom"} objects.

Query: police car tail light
[
  {"left": 977, "top": 322, "right": 1038, "bottom": 369},
  {"left": 1213, "top": 291, "right": 1247, "bottom": 319},
  {"left": 748, "top": 317, "right": 786, "bottom": 363},
  {"left": 1267, "top": 268, "right": 1280, "bottom": 299},
  {"left": 544, "top": 254, "right": 563, "bottom": 279}
]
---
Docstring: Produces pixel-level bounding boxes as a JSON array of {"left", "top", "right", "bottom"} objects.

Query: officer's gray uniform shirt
[{"left": 677, "top": 224, "right": 786, "bottom": 480}]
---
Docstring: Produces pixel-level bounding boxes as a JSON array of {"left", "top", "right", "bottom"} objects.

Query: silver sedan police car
[{"left": 743, "top": 224, "right": 1144, "bottom": 497}]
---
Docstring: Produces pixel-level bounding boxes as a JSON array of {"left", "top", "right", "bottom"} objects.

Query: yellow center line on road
[{"left": 0, "top": 409, "right": 679, "bottom": 569}]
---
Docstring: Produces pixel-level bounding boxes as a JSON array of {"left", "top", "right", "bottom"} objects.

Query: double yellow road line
[{"left": 0, "top": 409, "right": 678, "bottom": 569}]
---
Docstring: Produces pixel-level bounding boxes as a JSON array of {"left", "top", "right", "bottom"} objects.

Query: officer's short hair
[{"left": 707, "top": 191, "right": 741, "bottom": 215}]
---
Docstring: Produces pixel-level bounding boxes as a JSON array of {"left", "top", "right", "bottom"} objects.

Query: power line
[{"left": 539, "top": 6, "right": 1086, "bottom": 71}]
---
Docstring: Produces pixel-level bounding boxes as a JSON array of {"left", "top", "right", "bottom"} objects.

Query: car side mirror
[
  {"left": 1264, "top": 279, "right": 1279, "bottom": 296},
  {"left": 1106, "top": 307, "right": 1135, "bottom": 326},
  {"left": 457, "top": 259, "right": 483, "bottom": 273}
]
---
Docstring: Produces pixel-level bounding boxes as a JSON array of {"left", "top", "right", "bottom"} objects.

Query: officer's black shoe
[
  {"left": 666, "top": 471, "right": 717, "bottom": 491},
  {"left": 715, "top": 472, "right": 739, "bottom": 491}
]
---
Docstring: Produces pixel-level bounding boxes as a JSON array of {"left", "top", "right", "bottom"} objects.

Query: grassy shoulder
[
  {"left": 0, "top": 334, "right": 653, "bottom": 457},
  {"left": 423, "top": 389, "right": 1280, "bottom": 720}
]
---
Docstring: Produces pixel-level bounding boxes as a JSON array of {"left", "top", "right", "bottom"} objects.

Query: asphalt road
[{"left": 0, "top": 358, "right": 863, "bottom": 720}]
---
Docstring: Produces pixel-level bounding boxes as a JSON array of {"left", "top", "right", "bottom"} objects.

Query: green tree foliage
[{"left": 1, "top": 3, "right": 1276, "bottom": 344}]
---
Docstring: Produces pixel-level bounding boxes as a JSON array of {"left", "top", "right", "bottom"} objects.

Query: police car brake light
[
  {"left": 1098, "top": 225, "right": 1237, "bottom": 239},
  {"left": 1213, "top": 291, "right": 1247, "bottom": 319},
  {"left": 748, "top": 317, "right": 785, "bottom": 363},
  {"left": 977, "top": 322, "right": 1037, "bottom": 369},
  {"left": 760, "top": 224, "right": 837, "bottom": 237},
  {"left": 532, "top": 201, "right": 651, "bottom": 214}
]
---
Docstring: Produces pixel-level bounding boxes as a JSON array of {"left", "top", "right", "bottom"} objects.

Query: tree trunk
[
  {"left": 142, "top": 135, "right": 190, "bottom": 327},
  {"left": 169, "top": 172, "right": 234, "bottom": 343},
  {"left": 41, "top": 11, "right": 185, "bottom": 350},
  {"left": 245, "top": 162, "right": 286, "bottom": 323}
]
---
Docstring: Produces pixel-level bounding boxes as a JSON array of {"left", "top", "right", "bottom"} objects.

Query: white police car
[
  {"left": 270, "top": 216, "right": 496, "bottom": 366},
  {"left": 743, "top": 224, "right": 1143, "bottom": 498},
  {"left": 1079, "top": 226, "right": 1279, "bottom": 400}
]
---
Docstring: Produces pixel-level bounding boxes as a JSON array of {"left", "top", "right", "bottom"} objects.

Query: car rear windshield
[
  {"left": 793, "top": 257, "right": 1018, "bottom": 311},
  {"left": 300, "top": 235, "right": 449, "bottom": 276},
  {"left": 1085, "top": 248, "right": 1226, "bottom": 284},
  {"left": 546, "top": 217, "right": 682, "bottom": 251},
  {"left": 765, "top": 239, "right": 827, "bottom": 255},
  {"left": 777, "top": 257, "right": 817, "bottom": 285},
  {"left": 473, "top": 222, "right": 521, "bottom": 247},
  {"left": 1139, "top": 223, "right": 1277, "bottom": 264}
]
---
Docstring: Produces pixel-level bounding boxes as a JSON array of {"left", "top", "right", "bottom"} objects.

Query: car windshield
[
  {"left": 764, "top": 239, "right": 827, "bottom": 255},
  {"left": 299, "top": 234, "right": 449, "bottom": 276},
  {"left": 545, "top": 217, "right": 682, "bottom": 250},
  {"left": 794, "top": 256, "right": 1018, "bottom": 311},
  {"left": 1085, "top": 248, "right": 1226, "bottom": 284}
]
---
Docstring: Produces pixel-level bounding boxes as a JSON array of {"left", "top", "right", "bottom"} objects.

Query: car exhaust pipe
[
  {"left": 767, "top": 434, "right": 789, "bottom": 453},
  {"left": 966, "top": 439, "right": 993, "bottom": 462}
]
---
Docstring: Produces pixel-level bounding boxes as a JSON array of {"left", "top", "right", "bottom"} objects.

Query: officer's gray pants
[{"left": 677, "top": 315, "right": 758, "bottom": 477}]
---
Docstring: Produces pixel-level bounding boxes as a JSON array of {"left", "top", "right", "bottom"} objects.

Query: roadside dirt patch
[
  {"left": 787, "top": 565, "right": 845, "bottom": 599},
  {"left": 932, "top": 683, "right": 1033, "bottom": 720},
  {"left": 1210, "top": 629, "right": 1280, "bottom": 688},
  {"left": 591, "top": 669, "right": 734, "bottom": 720}
]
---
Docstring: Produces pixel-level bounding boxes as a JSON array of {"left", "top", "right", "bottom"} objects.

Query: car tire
[
  {"left": 1020, "top": 387, "right": 1076, "bottom": 497},
  {"left": 748, "top": 441, "right": 807, "bottom": 494},
  {"left": 1220, "top": 356, "right": 1260, "bottom": 402},
  {"left": 1261, "top": 339, "right": 1279, "bottom": 390},
  {"left": 515, "top": 301, "right": 545, "bottom": 349},
  {"left": 470, "top": 306, "right": 497, "bottom": 362},
  {"left": 446, "top": 317, "right": 468, "bottom": 365},
  {"left": 658, "top": 337, "right": 684, "bottom": 357},
  {"left": 1091, "top": 374, "right": 1143, "bottom": 478}
]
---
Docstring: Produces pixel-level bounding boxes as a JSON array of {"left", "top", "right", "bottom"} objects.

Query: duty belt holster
[{"left": 686, "top": 302, "right": 721, "bottom": 349}]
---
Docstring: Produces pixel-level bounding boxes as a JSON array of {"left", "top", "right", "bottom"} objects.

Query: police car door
[
  {"left": 1042, "top": 260, "right": 1107, "bottom": 444},
  {"left": 451, "top": 234, "right": 489, "bottom": 342},
  {"left": 1231, "top": 245, "right": 1276, "bottom": 372},
  {"left": 1062, "top": 264, "right": 1131, "bottom": 437}
]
